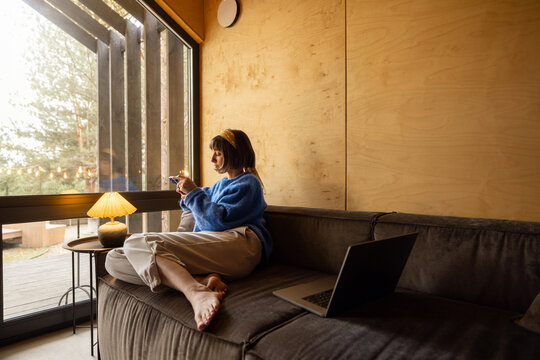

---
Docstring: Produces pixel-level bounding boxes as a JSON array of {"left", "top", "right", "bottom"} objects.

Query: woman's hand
[{"left": 172, "top": 174, "right": 197, "bottom": 195}]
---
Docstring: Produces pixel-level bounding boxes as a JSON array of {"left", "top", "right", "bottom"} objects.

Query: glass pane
[
  {"left": 0, "top": 1, "right": 97, "bottom": 196},
  {"left": 2, "top": 209, "right": 182, "bottom": 320},
  {"left": 1, "top": 0, "right": 194, "bottom": 328},
  {"left": 2, "top": 218, "right": 98, "bottom": 320},
  {"left": 0, "top": 0, "right": 192, "bottom": 196}
]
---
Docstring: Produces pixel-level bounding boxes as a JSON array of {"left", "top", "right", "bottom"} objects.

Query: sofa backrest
[
  {"left": 264, "top": 206, "right": 382, "bottom": 274},
  {"left": 374, "top": 213, "right": 540, "bottom": 313}
]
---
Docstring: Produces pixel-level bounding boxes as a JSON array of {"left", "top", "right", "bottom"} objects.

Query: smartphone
[
  {"left": 169, "top": 176, "right": 186, "bottom": 194},
  {"left": 169, "top": 176, "right": 179, "bottom": 185}
]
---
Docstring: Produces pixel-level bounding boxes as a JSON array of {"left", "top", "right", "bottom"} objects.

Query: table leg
[
  {"left": 77, "top": 253, "right": 80, "bottom": 287},
  {"left": 72, "top": 252, "right": 75, "bottom": 334},
  {"left": 90, "top": 253, "right": 94, "bottom": 357},
  {"left": 95, "top": 252, "right": 101, "bottom": 360}
]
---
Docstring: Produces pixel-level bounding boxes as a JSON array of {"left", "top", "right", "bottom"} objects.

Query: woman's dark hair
[{"left": 209, "top": 129, "right": 256, "bottom": 172}]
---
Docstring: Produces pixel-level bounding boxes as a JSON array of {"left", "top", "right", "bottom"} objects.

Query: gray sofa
[{"left": 97, "top": 206, "right": 540, "bottom": 359}]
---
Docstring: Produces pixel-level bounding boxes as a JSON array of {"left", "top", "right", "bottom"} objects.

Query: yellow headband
[{"left": 219, "top": 129, "right": 236, "bottom": 149}]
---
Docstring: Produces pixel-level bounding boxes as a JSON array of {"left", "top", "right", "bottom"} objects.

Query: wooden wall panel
[
  {"left": 144, "top": 11, "right": 163, "bottom": 231},
  {"left": 156, "top": 0, "right": 205, "bottom": 43},
  {"left": 160, "top": 0, "right": 540, "bottom": 220},
  {"left": 201, "top": 0, "right": 346, "bottom": 209},
  {"left": 97, "top": 41, "right": 110, "bottom": 192},
  {"left": 109, "top": 31, "right": 125, "bottom": 191},
  {"left": 347, "top": 0, "right": 540, "bottom": 220},
  {"left": 126, "top": 21, "right": 142, "bottom": 233},
  {"left": 166, "top": 32, "right": 185, "bottom": 232}
]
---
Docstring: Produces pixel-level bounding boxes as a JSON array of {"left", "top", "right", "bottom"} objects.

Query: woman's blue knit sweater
[{"left": 179, "top": 172, "right": 272, "bottom": 262}]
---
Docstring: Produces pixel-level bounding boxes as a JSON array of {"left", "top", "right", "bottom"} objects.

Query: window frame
[{"left": 0, "top": 0, "right": 200, "bottom": 345}]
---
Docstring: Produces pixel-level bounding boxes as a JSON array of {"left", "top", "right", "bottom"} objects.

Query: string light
[{"left": 0, "top": 165, "right": 97, "bottom": 179}]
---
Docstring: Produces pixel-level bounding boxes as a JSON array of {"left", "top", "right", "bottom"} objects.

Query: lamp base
[{"left": 98, "top": 221, "right": 127, "bottom": 248}]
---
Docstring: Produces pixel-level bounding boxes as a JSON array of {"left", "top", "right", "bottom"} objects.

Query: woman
[{"left": 105, "top": 129, "right": 271, "bottom": 331}]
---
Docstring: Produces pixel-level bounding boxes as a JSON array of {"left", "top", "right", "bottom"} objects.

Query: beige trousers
[{"left": 105, "top": 226, "right": 262, "bottom": 292}]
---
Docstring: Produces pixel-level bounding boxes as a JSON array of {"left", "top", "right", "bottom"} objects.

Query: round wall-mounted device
[{"left": 217, "top": 0, "right": 239, "bottom": 28}]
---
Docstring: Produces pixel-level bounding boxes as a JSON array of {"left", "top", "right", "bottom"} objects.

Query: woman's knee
[
  {"left": 104, "top": 248, "right": 125, "bottom": 276},
  {"left": 123, "top": 233, "right": 144, "bottom": 248},
  {"left": 104, "top": 248, "right": 145, "bottom": 285},
  {"left": 105, "top": 248, "right": 144, "bottom": 285}
]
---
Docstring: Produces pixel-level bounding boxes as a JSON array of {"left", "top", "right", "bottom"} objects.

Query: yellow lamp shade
[
  {"left": 87, "top": 192, "right": 137, "bottom": 219},
  {"left": 87, "top": 192, "right": 137, "bottom": 248}
]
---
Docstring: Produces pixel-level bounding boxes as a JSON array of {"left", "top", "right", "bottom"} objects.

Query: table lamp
[{"left": 87, "top": 192, "right": 137, "bottom": 247}]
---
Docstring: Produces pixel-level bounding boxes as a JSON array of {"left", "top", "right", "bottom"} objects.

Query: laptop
[{"left": 272, "top": 232, "right": 418, "bottom": 317}]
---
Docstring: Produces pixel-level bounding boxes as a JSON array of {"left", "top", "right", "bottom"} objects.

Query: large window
[
  {"left": 0, "top": 0, "right": 199, "bottom": 345},
  {"left": 1, "top": 0, "right": 194, "bottom": 198}
]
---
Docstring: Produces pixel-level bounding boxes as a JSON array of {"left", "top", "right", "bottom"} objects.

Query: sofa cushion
[
  {"left": 265, "top": 206, "right": 382, "bottom": 273},
  {"left": 516, "top": 292, "right": 540, "bottom": 334},
  {"left": 98, "top": 263, "right": 327, "bottom": 359},
  {"left": 374, "top": 213, "right": 540, "bottom": 313},
  {"left": 246, "top": 289, "right": 540, "bottom": 360}
]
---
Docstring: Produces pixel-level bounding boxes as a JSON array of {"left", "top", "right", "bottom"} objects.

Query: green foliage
[{"left": 1, "top": 13, "right": 98, "bottom": 195}]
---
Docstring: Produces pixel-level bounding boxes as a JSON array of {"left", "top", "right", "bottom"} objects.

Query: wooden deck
[{"left": 3, "top": 252, "right": 96, "bottom": 319}]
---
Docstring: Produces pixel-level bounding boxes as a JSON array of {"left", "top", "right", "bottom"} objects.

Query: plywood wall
[
  {"left": 347, "top": 0, "right": 540, "bottom": 221},
  {"left": 162, "top": 0, "right": 540, "bottom": 221},
  {"left": 156, "top": 0, "right": 205, "bottom": 42},
  {"left": 200, "top": 0, "right": 346, "bottom": 209}
]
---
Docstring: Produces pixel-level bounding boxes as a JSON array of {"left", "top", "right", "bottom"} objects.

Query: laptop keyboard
[{"left": 302, "top": 289, "right": 333, "bottom": 308}]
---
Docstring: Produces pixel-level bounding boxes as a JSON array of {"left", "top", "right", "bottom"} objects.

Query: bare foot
[
  {"left": 200, "top": 273, "right": 228, "bottom": 298},
  {"left": 185, "top": 283, "right": 221, "bottom": 331}
]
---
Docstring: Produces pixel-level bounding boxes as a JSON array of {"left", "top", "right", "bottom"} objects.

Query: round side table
[{"left": 61, "top": 236, "right": 118, "bottom": 358}]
